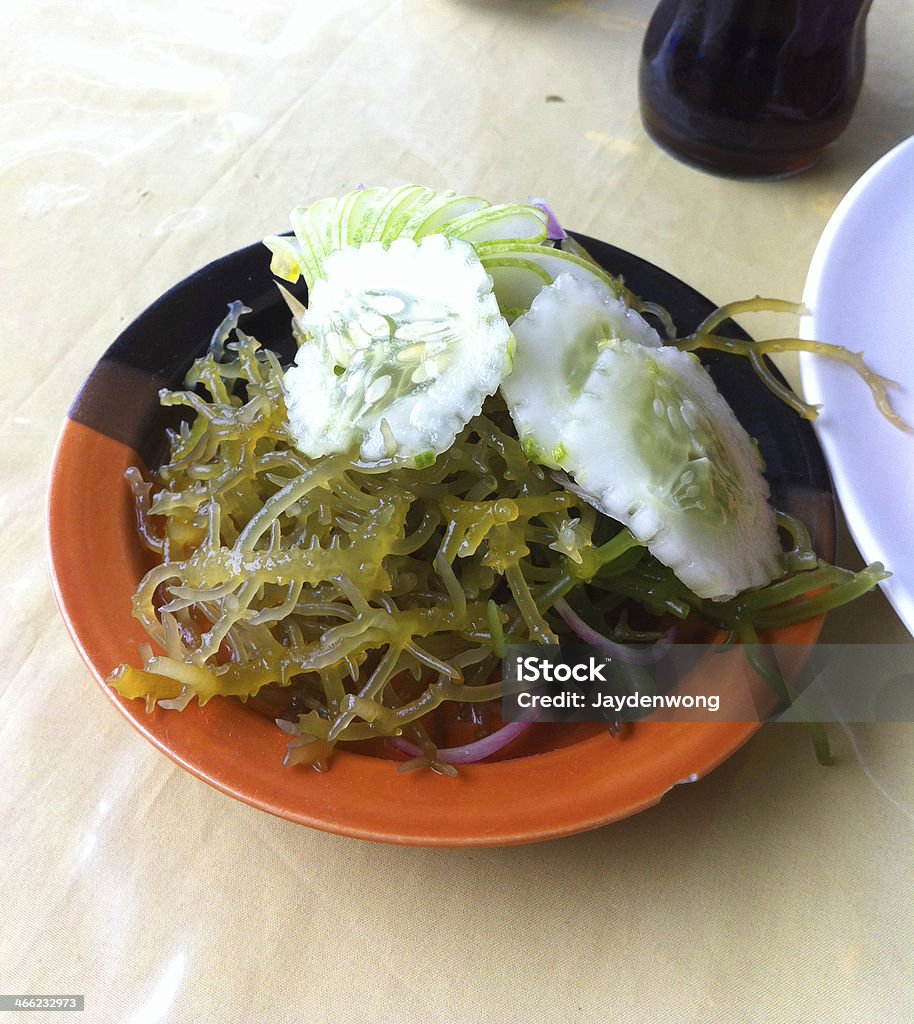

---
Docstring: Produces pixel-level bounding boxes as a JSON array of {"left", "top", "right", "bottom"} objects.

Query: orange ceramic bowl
[{"left": 48, "top": 234, "right": 835, "bottom": 847}]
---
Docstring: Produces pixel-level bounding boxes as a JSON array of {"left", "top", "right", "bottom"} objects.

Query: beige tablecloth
[{"left": 3, "top": 1, "right": 913, "bottom": 1021}]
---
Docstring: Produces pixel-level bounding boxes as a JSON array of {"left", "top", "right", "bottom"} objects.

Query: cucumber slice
[
  {"left": 478, "top": 241, "right": 623, "bottom": 302},
  {"left": 265, "top": 187, "right": 551, "bottom": 293},
  {"left": 345, "top": 185, "right": 393, "bottom": 247},
  {"left": 288, "top": 195, "right": 336, "bottom": 279},
  {"left": 502, "top": 274, "right": 783, "bottom": 600},
  {"left": 482, "top": 257, "right": 553, "bottom": 318},
  {"left": 439, "top": 204, "right": 548, "bottom": 246},
  {"left": 283, "top": 235, "right": 514, "bottom": 464},
  {"left": 330, "top": 187, "right": 363, "bottom": 252},
  {"left": 371, "top": 185, "right": 437, "bottom": 243},
  {"left": 481, "top": 246, "right": 625, "bottom": 320},
  {"left": 412, "top": 195, "right": 489, "bottom": 238},
  {"left": 502, "top": 275, "right": 664, "bottom": 465}
]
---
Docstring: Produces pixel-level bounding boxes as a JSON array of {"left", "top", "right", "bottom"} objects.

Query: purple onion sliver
[
  {"left": 530, "top": 197, "right": 567, "bottom": 241},
  {"left": 391, "top": 737, "right": 424, "bottom": 758},
  {"left": 554, "top": 597, "right": 675, "bottom": 666},
  {"left": 392, "top": 720, "right": 535, "bottom": 764}
]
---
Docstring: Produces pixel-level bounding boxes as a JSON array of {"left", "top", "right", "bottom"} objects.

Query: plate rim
[{"left": 800, "top": 134, "right": 914, "bottom": 637}]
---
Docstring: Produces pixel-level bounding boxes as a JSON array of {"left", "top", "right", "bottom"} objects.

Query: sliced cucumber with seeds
[
  {"left": 502, "top": 274, "right": 663, "bottom": 465},
  {"left": 283, "top": 235, "right": 513, "bottom": 464},
  {"left": 503, "top": 272, "right": 659, "bottom": 464},
  {"left": 501, "top": 274, "right": 783, "bottom": 600}
]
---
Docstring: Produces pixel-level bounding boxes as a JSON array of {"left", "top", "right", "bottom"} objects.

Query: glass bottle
[{"left": 638, "top": 0, "right": 873, "bottom": 179}]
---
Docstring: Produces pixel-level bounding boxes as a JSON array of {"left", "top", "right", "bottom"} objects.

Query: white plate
[{"left": 800, "top": 136, "right": 914, "bottom": 637}]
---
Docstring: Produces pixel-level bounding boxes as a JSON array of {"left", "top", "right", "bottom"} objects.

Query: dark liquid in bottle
[{"left": 639, "top": 0, "right": 871, "bottom": 179}]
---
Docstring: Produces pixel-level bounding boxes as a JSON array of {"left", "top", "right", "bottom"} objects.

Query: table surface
[{"left": 4, "top": 1, "right": 913, "bottom": 1021}]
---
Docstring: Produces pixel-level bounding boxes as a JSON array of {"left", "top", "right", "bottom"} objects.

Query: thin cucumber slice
[
  {"left": 283, "top": 235, "right": 514, "bottom": 464},
  {"left": 366, "top": 185, "right": 433, "bottom": 243},
  {"left": 483, "top": 257, "right": 553, "bottom": 317},
  {"left": 346, "top": 186, "right": 393, "bottom": 247},
  {"left": 330, "top": 187, "right": 362, "bottom": 252},
  {"left": 440, "top": 204, "right": 548, "bottom": 246},
  {"left": 265, "top": 188, "right": 555, "bottom": 294},
  {"left": 378, "top": 186, "right": 441, "bottom": 243},
  {"left": 412, "top": 195, "right": 489, "bottom": 238},
  {"left": 289, "top": 196, "right": 336, "bottom": 276},
  {"left": 390, "top": 190, "right": 462, "bottom": 240},
  {"left": 478, "top": 241, "right": 623, "bottom": 302},
  {"left": 502, "top": 274, "right": 783, "bottom": 600}
]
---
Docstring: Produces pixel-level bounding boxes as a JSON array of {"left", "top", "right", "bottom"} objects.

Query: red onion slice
[
  {"left": 529, "top": 197, "right": 567, "bottom": 241},
  {"left": 392, "top": 719, "right": 534, "bottom": 764},
  {"left": 553, "top": 597, "right": 675, "bottom": 665}
]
